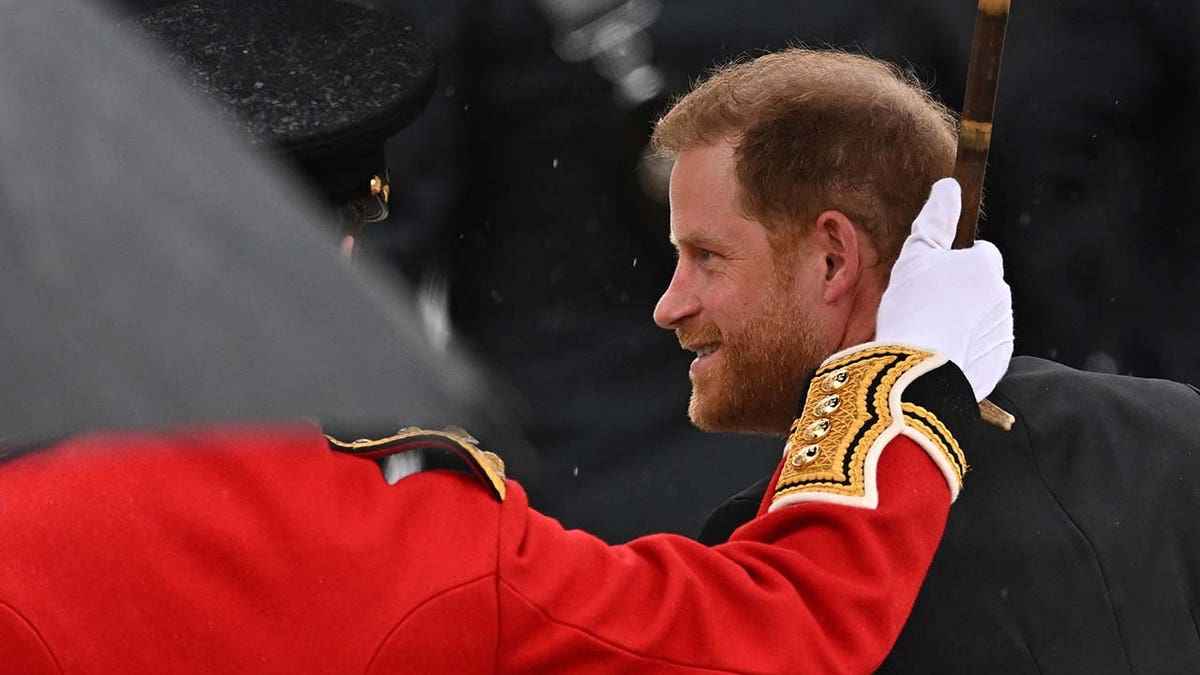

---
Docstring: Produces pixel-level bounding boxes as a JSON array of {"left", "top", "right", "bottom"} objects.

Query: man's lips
[
  {"left": 677, "top": 324, "right": 723, "bottom": 375},
  {"left": 685, "top": 343, "right": 721, "bottom": 373}
]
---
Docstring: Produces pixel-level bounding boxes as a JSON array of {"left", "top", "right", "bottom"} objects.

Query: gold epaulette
[
  {"left": 327, "top": 427, "right": 507, "bottom": 502},
  {"left": 770, "top": 343, "right": 968, "bottom": 512}
]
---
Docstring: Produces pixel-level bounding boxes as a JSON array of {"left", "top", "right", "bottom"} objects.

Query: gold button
[
  {"left": 804, "top": 418, "right": 830, "bottom": 440},
  {"left": 822, "top": 369, "right": 849, "bottom": 392},
  {"left": 791, "top": 444, "right": 821, "bottom": 466},
  {"left": 813, "top": 394, "right": 841, "bottom": 416}
]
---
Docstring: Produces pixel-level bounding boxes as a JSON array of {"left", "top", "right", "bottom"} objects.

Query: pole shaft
[{"left": 952, "top": 0, "right": 1011, "bottom": 249}]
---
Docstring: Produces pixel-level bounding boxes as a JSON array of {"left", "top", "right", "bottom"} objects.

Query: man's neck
[{"left": 837, "top": 277, "right": 884, "bottom": 351}]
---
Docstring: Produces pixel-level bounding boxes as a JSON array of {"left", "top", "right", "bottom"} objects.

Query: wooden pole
[
  {"left": 952, "top": 0, "right": 1011, "bottom": 249},
  {"left": 955, "top": 0, "right": 1016, "bottom": 430}
]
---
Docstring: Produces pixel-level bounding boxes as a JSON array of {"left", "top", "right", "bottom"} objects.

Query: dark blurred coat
[
  {"left": 980, "top": 0, "right": 1200, "bottom": 384},
  {"left": 701, "top": 356, "right": 1200, "bottom": 673}
]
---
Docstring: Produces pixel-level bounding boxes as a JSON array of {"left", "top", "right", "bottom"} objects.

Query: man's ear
[{"left": 811, "top": 210, "right": 864, "bottom": 304}]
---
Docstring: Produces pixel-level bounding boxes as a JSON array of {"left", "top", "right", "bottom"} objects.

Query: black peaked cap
[{"left": 132, "top": 0, "right": 437, "bottom": 204}]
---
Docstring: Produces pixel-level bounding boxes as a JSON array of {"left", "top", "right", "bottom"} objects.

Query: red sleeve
[
  {"left": 492, "top": 435, "right": 948, "bottom": 675},
  {"left": 0, "top": 601, "right": 59, "bottom": 675}
]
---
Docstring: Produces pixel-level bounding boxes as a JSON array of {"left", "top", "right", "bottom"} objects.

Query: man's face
[{"left": 654, "top": 142, "right": 835, "bottom": 436}]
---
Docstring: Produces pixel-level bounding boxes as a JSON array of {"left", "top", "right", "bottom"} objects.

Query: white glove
[{"left": 876, "top": 178, "right": 1013, "bottom": 401}]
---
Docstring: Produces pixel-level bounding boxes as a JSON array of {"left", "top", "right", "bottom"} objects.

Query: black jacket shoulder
[{"left": 888, "top": 356, "right": 1200, "bottom": 674}]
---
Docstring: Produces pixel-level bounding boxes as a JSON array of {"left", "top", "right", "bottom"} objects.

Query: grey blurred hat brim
[{"left": 0, "top": 0, "right": 478, "bottom": 446}]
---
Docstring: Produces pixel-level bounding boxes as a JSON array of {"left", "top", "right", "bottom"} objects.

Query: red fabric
[{"left": 0, "top": 425, "right": 947, "bottom": 674}]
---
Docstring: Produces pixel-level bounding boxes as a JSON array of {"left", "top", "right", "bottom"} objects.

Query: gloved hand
[{"left": 876, "top": 178, "right": 1013, "bottom": 401}]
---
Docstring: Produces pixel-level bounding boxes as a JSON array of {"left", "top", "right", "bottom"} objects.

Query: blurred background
[{"left": 111, "top": 0, "right": 1198, "bottom": 542}]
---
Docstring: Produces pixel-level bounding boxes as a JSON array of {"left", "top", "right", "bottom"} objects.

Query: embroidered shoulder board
[
  {"left": 770, "top": 342, "right": 970, "bottom": 512},
  {"left": 327, "top": 427, "right": 507, "bottom": 502}
]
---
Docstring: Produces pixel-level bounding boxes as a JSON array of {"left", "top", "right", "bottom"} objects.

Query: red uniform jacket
[{"left": 0, "top": 344, "right": 972, "bottom": 674}]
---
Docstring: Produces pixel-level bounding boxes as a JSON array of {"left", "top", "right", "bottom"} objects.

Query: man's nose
[{"left": 654, "top": 268, "right": 700, "bottom": 329}]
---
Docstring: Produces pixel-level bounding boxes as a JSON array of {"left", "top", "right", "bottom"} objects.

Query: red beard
[{"left": 676, "top": 295, "right": 829, "bottom": 436}]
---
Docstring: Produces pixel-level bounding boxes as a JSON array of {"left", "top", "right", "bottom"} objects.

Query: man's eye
[{"left": 698, "top": 249, "right": 718, "bottom": 262}]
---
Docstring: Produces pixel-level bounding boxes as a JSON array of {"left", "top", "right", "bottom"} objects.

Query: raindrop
[{"left": 552, "top": 158, "right": 559, "bottom": 169}]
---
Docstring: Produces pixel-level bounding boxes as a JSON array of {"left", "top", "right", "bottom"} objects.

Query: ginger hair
[{"left": 651, "top": 48, "right": 957, "bottom": 269}]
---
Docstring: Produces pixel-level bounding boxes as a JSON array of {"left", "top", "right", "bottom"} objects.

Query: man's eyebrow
[{"left": 669, "top": 232, "right": 724, "bottom": 249}]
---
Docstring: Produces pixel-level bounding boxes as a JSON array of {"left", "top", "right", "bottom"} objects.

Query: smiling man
[
  {"left": 652, "top": 49, "right": 991, "bottom": 435},
  {"left": 657, "top": 141, "right": 868, "bottom": 434}
]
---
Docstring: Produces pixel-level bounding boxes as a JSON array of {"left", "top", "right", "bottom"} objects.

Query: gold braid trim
[
  {"left": 326, "top": 427, "right": 507, "bottom": 501},
  {"left": 770, "top": 343, "right": 962, "bottom": 511},
  {"left": 902, "top": 402, "right": 968, "bottom": 486}
]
